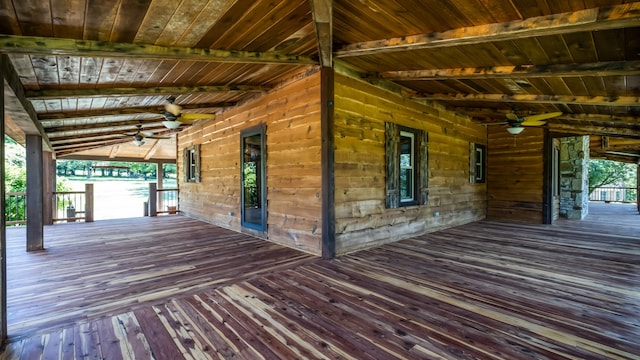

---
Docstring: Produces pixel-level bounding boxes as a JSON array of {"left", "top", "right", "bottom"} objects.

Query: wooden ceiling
[{"left": 1, "top": 0, "right": 639, "bottom": 163}]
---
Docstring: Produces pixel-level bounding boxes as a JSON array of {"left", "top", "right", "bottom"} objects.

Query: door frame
[{"left": 240, "top": 124, "right": 267, "bottom": 232}]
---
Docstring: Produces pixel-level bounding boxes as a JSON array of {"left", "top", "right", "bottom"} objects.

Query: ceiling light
[
  {"left": 133, "top": 139, "right": 145, "bottom": 146},
  {"left": 506, "top": 126, "right": 525, "bottom": 135},
  {"left": 163, "top": 120, "right": 182, "bottom": 129}
]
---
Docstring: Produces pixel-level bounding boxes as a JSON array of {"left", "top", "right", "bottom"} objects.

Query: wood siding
[
  {"left": 333, "top": 73, "right": 487, "bottom": 255},
  {"left": 177, "top": 69, "right": 323, "bottom": 255},
  {"left": 487, "top": 126, "right": 545, "bottom": 223}
]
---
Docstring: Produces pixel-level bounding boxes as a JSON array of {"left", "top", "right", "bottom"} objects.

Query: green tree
[{"left": 588, "top": 159, "right": 635, "bottom": 194}]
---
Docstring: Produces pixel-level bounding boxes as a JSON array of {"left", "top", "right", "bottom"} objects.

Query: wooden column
[
  {"left": 85, "top": 183, "right": 94, "bottom": 222},
  {"left": 42, "top": 152, "right": 54, "bottom": 225},
  {"left": 321, "top": 67, "right": 335, "bottom": 259},
  {"left": 157, "top": 163, "right": 164, "bottom": 211},
  {"left": 542, "top": 130, "right": 553, "bottom": 224},
  {"left": 149, "top": 183, "right": 157, "bottom": 217},
  {"left": 0, "top": 55, "right": 7, "bottom": 342},
  {"left": 26, "top": 135, "right": 44, "bottom": 251}
]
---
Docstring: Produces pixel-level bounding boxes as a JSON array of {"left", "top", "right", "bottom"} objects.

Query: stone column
[{"left": 559, "top": 136, "right": 589, "bottom": 220}]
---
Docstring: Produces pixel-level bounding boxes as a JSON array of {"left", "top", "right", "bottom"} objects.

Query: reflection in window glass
[{"left": 400, "top": 131, "right": 414, "bottom": 202}]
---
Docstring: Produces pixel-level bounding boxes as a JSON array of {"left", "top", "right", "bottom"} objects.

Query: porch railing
[
  {"left": 6, "top": 191, "right": 27, "bottom": 226},
  {"left": 589, "top": 187, "right": 637, "bottom": 203},
  {"left": 52, "top": 184, "right": 94, "bottom": 223},
  {"left": 148, "top": 183, "right": 179, "bottom": 216}
]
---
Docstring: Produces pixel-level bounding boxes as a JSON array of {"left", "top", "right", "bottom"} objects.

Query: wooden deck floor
[{"left": 2, "top": 203, "right": 639, "bottom": 359}]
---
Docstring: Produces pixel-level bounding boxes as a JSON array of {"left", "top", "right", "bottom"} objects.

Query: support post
[
  {"left": 0, "top": 55, "right": 7, "bottom": 342},
  {"left": 42, "top": 152, "right": 54, "bottom": 225},
  {"left": 26, "top": 135, "right": 44, "bottom": 251},
  {"left": 321, "top": 66, "right": 336, "bottom": 259},
  {"left": 85, "top": 183, "right": 94, "bottom": 222},
  {"left": 149, "top": 183, "right": 157, "bottom": 217},
  {"left": 157, "top": 163, "right": 164, "bottom": 211}
]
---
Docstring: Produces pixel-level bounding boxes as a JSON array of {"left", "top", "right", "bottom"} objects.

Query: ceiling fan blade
[
  {"left": 523, "top": 112, "right": 562, "bottom": 122},
  {"left": 521, "top": 120, "right": 547, "bottom": 126},
  {"left": 181, "top": 113, "right": 215, "bottom": 120},
  {"left": 141, "top": 131, "right": 154, "bottom": 137},
  {"left": 147, "top": 135, "right": 172, "bottom": 139},
  {"left": 506, "top": 113, "right": 520, "bottom": 121},
  {"left": 165, "top": 103, "right": 182, "bottom": 116}
]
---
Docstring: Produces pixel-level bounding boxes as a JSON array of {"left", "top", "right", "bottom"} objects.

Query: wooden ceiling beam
[
  {"left": 415, "top": 93, "right": 640, "bottom": 106},
  {"left": 44, "top": 118, "right": 163, "bottom": 133},
  {"left": 335, "top": 3, "right": 640, "bottom": 57},
  {"left": 58, "top": 154, "right": 176, "bottom": 163},
  {"left": 547, "top": 123, "right": 640, "bottom": 138},
  {"left": 1, "top": 54, "right": 53, "bottom": 152},
  {"left": 48, "top": 126, "right": 169, "bottom": 143},
  {"left": 373, "top": 60, "right": 640, "bottom": 81},
  {"left": 37, "top": 102, "right": 235, "bottom": 120},
  {"left": 0, "top": 35, "right": 318, "bottom": 65},
  {"left": 310, "top": 0, "right": 332, "bottom": 67},
  {"left": 26, "top": 86, "right": 268, "bottom": 100}
]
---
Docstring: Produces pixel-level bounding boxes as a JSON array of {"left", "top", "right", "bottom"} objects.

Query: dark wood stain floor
[{"left": 2, "top": 203, "right": 639, "bottom": 359}]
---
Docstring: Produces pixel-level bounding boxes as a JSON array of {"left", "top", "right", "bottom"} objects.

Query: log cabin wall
[
  {"left": 486, "top": 126, "right": 545, "bottom": 223},
  {"left": 177, "top": 69, "right": 323, "bottom": 255},
  {"left": 333, "top": 73, "right": 487, "bottom": 255}
]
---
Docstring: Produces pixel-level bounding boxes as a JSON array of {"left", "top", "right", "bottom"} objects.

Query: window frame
[
  {"left": 470, "top": 143, "right": 486, "bottom": 183},
  {"left": 183, "top": 144, "right": 201, "bottom": 183},
  {"left": 385, "top": 123, "right": 428, "bottom": 209}
]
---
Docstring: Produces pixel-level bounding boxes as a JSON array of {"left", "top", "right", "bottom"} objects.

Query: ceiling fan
[
  {"left": 162, "top": 97, "right": 215, "bottom": 129},
  {"left": 503, "top": 109, "right": 562, "bottom": 135},
  {"left": 125, "top": 125, "right": 171, "bottom": 146}
]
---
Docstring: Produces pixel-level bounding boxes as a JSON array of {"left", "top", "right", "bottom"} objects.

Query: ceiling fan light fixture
[
  {"left": 163, "top": 120, "right": 182, "bottom": 129},
  {"left": 506, "top": 126, "right": 525, "bottom": 135},
  {"left": 133, "top": 139, "right": 145, "bottom": 146}
]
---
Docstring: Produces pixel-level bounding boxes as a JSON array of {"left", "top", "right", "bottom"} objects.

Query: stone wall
[{"left": 559, "top": 136, "right": 589, "bottom": 219}]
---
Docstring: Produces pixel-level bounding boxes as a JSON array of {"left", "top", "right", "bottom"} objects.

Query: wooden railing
[
  {"left": 6, "top": 191, "right": 27, "bottom": 226},
  {"left": 52, "top": 184, "right": 94, "bottom": 223},
  {"left": 589, "top": 187, "right": 637, "bottom": 203},
  {"left": 148, "top": 183, "right": 179, "bottom": 216}
]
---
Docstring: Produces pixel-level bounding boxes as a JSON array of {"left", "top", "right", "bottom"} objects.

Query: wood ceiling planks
[{"left": 0, "top": 0, "right": 638, "bottom": 162}]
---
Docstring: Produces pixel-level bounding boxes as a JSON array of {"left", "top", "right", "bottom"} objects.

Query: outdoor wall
[
  {"left": 487, "top": 126, "right": 545, "bottom": 223},
  {"left": 559, "top": 136, "right": 589, "bottom": 219},
  {"left": 333, "top": 73, "right": 487, "bottom": 255},
  {"left": 177, "top": 69, "right": 323, "bottom": 255}
]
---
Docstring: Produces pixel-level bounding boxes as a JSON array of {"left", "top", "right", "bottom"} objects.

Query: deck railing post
[
  {"left": 149, "top": 183, "right": 157, "bottom": 217},
  {"left": 85, "top": 183, "right": 94, "bottom": 222}
]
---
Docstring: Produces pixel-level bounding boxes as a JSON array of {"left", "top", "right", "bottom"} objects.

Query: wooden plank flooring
[{"left": 2, "top": 203, "right": 639, "bottom": 359}]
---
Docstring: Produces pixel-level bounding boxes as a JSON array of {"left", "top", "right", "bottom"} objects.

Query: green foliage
[{"left": 588, "top": 159, "right": 635, "bottom": 194}]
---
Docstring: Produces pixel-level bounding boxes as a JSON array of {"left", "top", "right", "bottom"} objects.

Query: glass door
[{"left": 241, "top": 126, "right": 266, "bottom": 231}]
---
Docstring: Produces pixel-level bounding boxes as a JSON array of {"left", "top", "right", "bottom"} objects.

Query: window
[
  {"left": 183, "top": 144, "right": 200, "bottom": 183},
  {"left": 399, "top": 131, "right": 415, "bottom": 203},
  {"left": 386, "top": 123, "right": 428, "bottom": 208},
  {"left": 470, "top": 143, "right": 486, "bottom": 183}
]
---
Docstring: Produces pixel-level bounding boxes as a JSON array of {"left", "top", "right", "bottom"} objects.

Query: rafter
[
  {"left": 0, "top": 35, "right": 318, "bottom": 65},
  {"left": 37, "top": 102, "right": 234, "bottom": 120},
  {"left": 1, "top": 54, "right": 53, "bottom": 151},
  {"left": 335, "top": 3, "right": 640, "bottom": 57},
  {"left": 44, "top": 119, "right": 163, "bottom": 133},
  {"left": 48, "top": 126, "right": 169, "bottom": 143},
  {"left": 373, "top": 61, "right": 640, "bottom": 81},
  {"left": 547, "top": 123, "right": 640, "bottom": 138},
  {"left": 26, "top": 86, "right": 268, "bottom": 100},
  {"left": 415, "top": 93, "right": 640, "bottom": 106},
  {"left": 310, "top": 0, "right": 332, "bottom": 67}
]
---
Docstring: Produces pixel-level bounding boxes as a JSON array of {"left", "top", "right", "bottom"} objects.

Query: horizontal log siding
[
  {"left": 178, "top": 71, "right": 323, "bottom": 255},
  {"left": 334, "top": 74, "right": 487, "bottom": 255},
  {"left": 487, "top": 126, "right": 544, "bottom": 223}
]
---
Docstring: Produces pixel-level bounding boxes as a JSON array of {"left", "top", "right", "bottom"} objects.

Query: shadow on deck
[{"left": 2, "top": 202, "right": 639, "bottom": 359}]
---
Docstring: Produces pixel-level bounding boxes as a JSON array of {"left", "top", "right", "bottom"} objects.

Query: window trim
[
  {"left": 385, "top": 123, "right": 428, "bottom": 209},
  {"left": 470, "top": 143, "right": 486, "bottom": 183},
  {"left": 183, "top": 144, "right": 201, "bottom": 183}
]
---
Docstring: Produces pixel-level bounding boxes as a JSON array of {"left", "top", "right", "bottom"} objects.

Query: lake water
[{"left": 64, "top": 178, "right": 177, "bottom": 220}]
